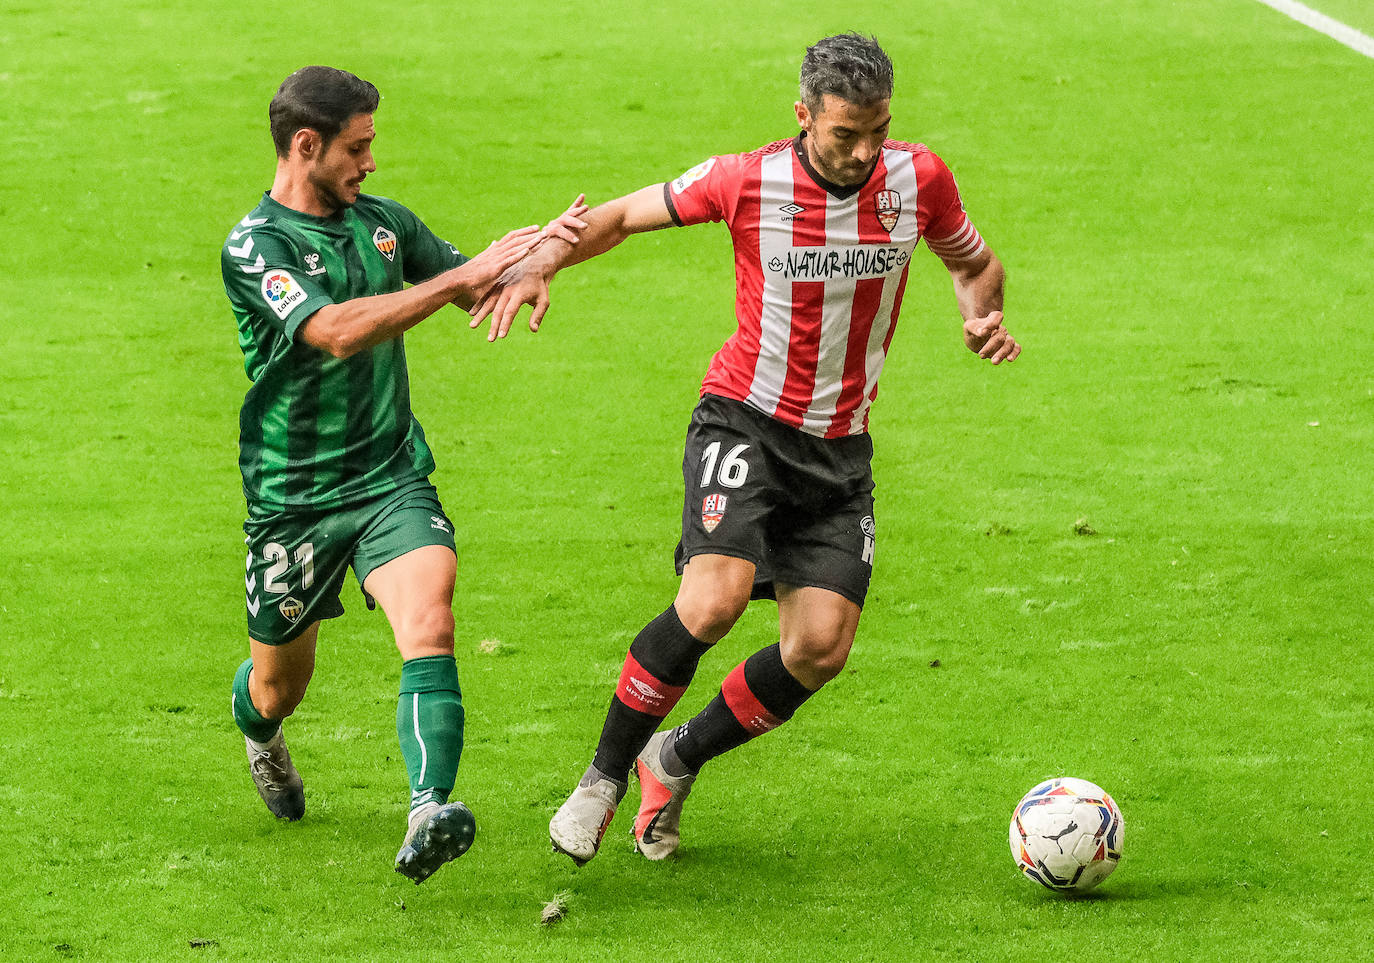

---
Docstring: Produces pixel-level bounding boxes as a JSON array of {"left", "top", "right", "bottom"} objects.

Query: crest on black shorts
[
  {"left": 702, "top": 494, "right": 727, "bottom": 533},
  {"left": 875, "top": 190, "right": 901, "bottom": 233}
]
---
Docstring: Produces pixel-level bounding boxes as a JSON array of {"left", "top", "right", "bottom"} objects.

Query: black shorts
[{"left": 674, "top": 394, "right": 877, "bottom": 607}]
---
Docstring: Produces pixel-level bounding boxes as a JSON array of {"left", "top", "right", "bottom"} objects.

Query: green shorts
[{"left": 242, "top": 478, "right": 456, "bottom": 645}]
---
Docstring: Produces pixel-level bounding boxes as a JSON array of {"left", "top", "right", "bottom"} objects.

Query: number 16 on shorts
[{"left": 699, "top": 442, "right": 750, "bottom": 533}]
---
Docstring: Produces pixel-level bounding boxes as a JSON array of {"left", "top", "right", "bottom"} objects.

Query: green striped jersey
[{"left": 221, "top": 192, "right": 467, "bottom": 511}]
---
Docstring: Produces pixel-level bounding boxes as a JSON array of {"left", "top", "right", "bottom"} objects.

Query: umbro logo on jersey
[
  {"left": 875, "top": 190, "right": 901, "bottom": 232},
  {"left": 779, "top": 202, "right": 805, "bottom": 222},
  {"left": 373, "top": 226, "right": 397, "bottom": 261},
  {"left": 303, "top": 253, "right": 326, "bottom": 276}
]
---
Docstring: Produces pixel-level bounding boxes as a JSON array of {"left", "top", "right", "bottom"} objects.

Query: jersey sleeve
[
  {"left": 221, "top": 225, "right": 335, "bottom": 342},
  {"left": 376, "top": 197, "right": 469, "bottom": 285},
  {"left": 920, "top": 155, "right": 987, "bottom": 262},
  {"left": 662, "top": 154, "right": 743, "bottom": 227}
]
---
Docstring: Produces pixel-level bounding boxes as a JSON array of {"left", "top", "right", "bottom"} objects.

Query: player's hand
[
  {"left": 458, "top": 225, "right": 542, "bottom": 303},
  {"left": 963, "top": 311, "right": 1020, "bottom": 365},
  {"left": 468, "top": 261, "right": 551, "bottom": 342},
  {"left": 536, "top": 194, "right": 589, "bottom": 246}
]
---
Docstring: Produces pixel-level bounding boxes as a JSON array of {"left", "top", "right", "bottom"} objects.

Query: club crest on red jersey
[
  {"left": 875, "top": 190, "right": 901, "bottom": 233},
  {"left": 701, "top": 494, "right": 728, "bottom": 533},
  {"left": 373, "top": 226, "right": 397, "bottom": 261}
]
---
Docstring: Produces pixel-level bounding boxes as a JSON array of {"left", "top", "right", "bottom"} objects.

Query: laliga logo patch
[
  {"left": 672, "top": 158, "right": 716, "bottom": 195},
  {"left": 701, "top": 493, "right": 727, "bottom": 533},
  {"left": 373, "top": 225, "right": 397, "bottom": 261},
  {"left": 278, "top": 596, "right": 304, "bottom": 623},
  {"left": 875, "top": 189, "right": 901, "bottom": 233},
  {"left": 261, "top": 271, "right": 307, "bottom": 320}
]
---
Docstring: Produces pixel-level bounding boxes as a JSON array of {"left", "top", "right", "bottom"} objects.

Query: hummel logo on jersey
[
  {"left": 430, "top": 515, "right": 451, "bottom": 533},
  {"left": 303, "top": 253, "right": 326, "bottom": 276},
  {"left": 861, "top": 514, "right": 876, "bottom": 565},
  {"left": 373, "top": 226, "right": 397, "bottom": 261}
]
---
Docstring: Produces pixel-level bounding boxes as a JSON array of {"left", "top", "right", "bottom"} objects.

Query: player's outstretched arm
[
  {"left": 944, "top": 246, "right": 1020, "bottom": 365},
  {"left": 449, "top": 196, "right": 590, "bottom": 310},
  {"left": 469, "top": 185, "right": 676, "bottom": 342},
  {"left": 300, "top": 226, "right": 541, "bottom": 358}
]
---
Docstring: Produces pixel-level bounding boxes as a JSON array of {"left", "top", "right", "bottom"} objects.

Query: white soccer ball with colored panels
[{"left": 1009, "top": 777, "right": 1124, "bottom": 892}]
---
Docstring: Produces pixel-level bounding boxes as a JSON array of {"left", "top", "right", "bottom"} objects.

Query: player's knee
[
  {"left": 783, "top": 636, "right": 852, "bottom": 689},
  {"left": 675, "top": 591, "right": 749, "bottom": 644},
  {"left": 394, "top": 605, "right": 455, "bottom": 658},
  {"left": 253, "top": 675, "right": 308, "bottom": 720}
]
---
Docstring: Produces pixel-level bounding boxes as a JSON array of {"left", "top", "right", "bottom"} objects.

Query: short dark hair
[
  {"left": 269, "top": 66, "right": 380, "bottom": 158},
  {"left": 799, "top": 34, "right": 894, "bottom": 112}
]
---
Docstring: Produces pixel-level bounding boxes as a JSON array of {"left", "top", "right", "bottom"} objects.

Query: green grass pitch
[{"left": 2, "top": 0, "right": 1372, "bottom": 959}]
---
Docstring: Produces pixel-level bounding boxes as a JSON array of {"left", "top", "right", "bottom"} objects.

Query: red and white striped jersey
[{"left": 663, "top": 135, "right": 986, "bottom": 438}]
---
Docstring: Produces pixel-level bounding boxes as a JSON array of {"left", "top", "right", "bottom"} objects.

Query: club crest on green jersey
[{"left": 373, "top": 226, "right": 397, "bottom": 261}]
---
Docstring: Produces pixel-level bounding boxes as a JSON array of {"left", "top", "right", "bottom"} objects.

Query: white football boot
[{"left": 549, "top": 765, "right": 626, "bottom": 866}]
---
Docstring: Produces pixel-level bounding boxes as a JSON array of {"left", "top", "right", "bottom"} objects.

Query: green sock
[
  {"left": 232, "top": 658, "right": 280, "bottom": 744},
  {"left": 397, "top": 655, "right": 464, "bottom": 810}
]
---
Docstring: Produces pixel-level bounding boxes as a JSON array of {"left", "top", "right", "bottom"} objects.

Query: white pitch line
[{"left": 1252, "top": 0, "right": 1374, "bottom": 58}]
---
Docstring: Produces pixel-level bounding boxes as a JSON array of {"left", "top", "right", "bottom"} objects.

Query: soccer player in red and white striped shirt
[{"left": 474, "top": 33, "right": 1019, "bottom": 866}]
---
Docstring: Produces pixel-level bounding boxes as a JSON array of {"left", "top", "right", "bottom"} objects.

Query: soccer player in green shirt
[{"left": 220, "top": 65, "right": 586, "bottom": 884}]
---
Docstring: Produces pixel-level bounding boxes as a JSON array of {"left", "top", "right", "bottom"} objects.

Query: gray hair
[{"left": 799, "top": 34, "right": 894, "bottom": 112}]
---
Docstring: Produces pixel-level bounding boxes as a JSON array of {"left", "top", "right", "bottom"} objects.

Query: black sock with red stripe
[
  {"left": 671, "top": 643, "right": 815, "bottom": 774},
  {"left": 591, "top": 606, "right": 712, "bottom": 780}
]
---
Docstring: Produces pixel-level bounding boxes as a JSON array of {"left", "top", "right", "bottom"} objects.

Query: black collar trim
[{"left": 793, "top": 133, "right": 869, "bottom": 200}]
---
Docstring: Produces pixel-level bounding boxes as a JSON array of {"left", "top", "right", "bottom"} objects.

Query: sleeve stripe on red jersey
[
  {"left": 662, "top": 182, "right": 685, "bottom": 227},
  {"left": 925, "top": 218, "right": 986, "bottom": 260}
]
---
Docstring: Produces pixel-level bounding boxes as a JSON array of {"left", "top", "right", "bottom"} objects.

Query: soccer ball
[{"left": 1009, "top": 777, "right": 1124, "bottom": 892}]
